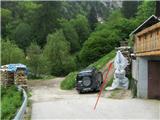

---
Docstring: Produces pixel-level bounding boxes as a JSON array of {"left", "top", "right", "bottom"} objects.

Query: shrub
[
  {"left": 79, "top": 29, "right": 118, "bottom": 66},
  {"left": 1, "top": 85, "right": 22, "bottom": 120}
]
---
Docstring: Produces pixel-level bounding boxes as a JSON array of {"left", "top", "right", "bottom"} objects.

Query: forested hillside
[{"left": 1, "top": 1, "right": 156, "bottom": 77}]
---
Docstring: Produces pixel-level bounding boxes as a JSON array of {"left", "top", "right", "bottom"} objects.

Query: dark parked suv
[{"left": 76, "top": 67, "right": 103, "bottom": 93}]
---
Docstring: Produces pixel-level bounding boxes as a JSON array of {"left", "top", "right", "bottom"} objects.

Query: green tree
[
  {"left": 79, "top": 29, "right": 119, "bottom": 65},
  {"left": 31, "top": 2, "right": 62, "bottom": 47},
  {"left": 121, "top": 1, "right": 139, "bottom": 19},
  {"left": 71, "top": 15, "right": 90, "bottom": 46},
  {"left": 26, "top": 43, "right": 48, "bottom": 78},
  {"left": 1, "top": 8, "right": 12, "bottom": 38},
  {"left": 60, "top": 19, "right": 80, "bottom": 53},
  {"left": 79, "top": 10, "right": 137, "bottom": 65},
  {"left": 13, "top": 22, "right": 32, "bottom": 51},
  {"left": 97, "top": 10, "right": 136, "bottom": 41},
  {"left": 1, "top": 40, "right": 25, "bottom": 65},
  {"left": 88, "top": 6, "right": 98, "bottom": 31},
  {"left": 135, "top": 1, "right": 155, "bottom": 25},
  {"left": 60, "top": 1, "right": 86, "bottom": 19},
  {"left": 44, "top": 30, "right": 76, "bottom": 76}
]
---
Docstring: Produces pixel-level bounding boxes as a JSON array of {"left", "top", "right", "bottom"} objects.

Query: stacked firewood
[
  {"left": 15, "top": 69, "right": 27, "bottom": 89},
  {"left": 1, "top": 71, "right": 14, "bottom": 87}
]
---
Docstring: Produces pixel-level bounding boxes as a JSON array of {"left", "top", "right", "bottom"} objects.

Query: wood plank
[
  {"left": 136, "top": 50, "right": 160, "bottom": 56},
  {"left": 136, "top": 22, "right": 160, "bottom": 37},
  {"left": 134, "top": 28, "right": 160, "bottom": 53}
]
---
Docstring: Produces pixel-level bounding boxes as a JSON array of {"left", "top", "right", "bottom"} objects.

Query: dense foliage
[
  {"left": 44, "top": 30, "right": 76, "bottom": 76},
  {"left": 60, "top": 19, "right": 80, "bottom": 53},
  {"left": 1, "top": 1, "right": 156, "bottom": 77},
  {"left": 1, "top": 86, "right": 22, "bottom": 120},
  {"left": 27, "top": 43, "right": 48, "bottom": 78},
  {"left": 79, "top": 10, "right": 135, "bottom": 65},
  {"left": 1, "top": 40, "right": 25, "bottom": 65}
]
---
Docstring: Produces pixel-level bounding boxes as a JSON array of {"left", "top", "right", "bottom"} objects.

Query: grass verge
[
  {"left": 1, "top": 85, "right": 22, "bottom": 120},
  {"left": 60, "top": 50, "right": 115, "bottom": 90},
  {"left": 60, "top": 72, "right": 78, "bottom": 90},
  {"left": 89, "top": 50, "right": 116, "bottom": 70}
]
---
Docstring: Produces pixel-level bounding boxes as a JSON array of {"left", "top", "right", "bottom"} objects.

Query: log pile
[
  {"left": 15, "top": 69, "right": 27, "bottom": 89},
  {"left": 1, "top": 64, "right": 28, "bottom": 89},
  {"left": 1, "top": 71, "right": 14, "bottom": 87}
]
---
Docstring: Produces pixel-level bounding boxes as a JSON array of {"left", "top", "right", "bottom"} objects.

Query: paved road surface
[{"left": 29, "top": 78, "right": 160, "bottom": 119}]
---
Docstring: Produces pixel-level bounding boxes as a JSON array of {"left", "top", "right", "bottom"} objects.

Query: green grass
[
  {"left": 1, "top": 85, "right": 23, "bottom": 120},
  {"left": 89, "top": 50, "right": 116, "bottom": 70},
  {"left": 60, "top": 72, "right": 78, "bottom": 90},
  {"left": 60, "top": 50, "right": 116, "bottom": 90}
]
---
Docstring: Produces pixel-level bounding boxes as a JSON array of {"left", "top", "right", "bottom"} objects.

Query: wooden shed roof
[{"left": 130, "top": 15, "right": 160, "bottom": 36}]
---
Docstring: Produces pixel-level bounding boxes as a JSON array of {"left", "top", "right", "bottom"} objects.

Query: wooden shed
[{"left": 131, "top": 15, "right": 160, "bottom": 99}]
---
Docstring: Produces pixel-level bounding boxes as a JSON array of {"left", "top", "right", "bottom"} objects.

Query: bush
[
  {"left": 79, "top": 29, "right": 118, "bottom": 66},
  {"left": 1, "top": 85, "right": 22, "bottom": 120},
  {"left": 60, "top": 72, "right": 78, "bottom": 90},
  {"left": 79, "top": 10, "right": 137, "bottom": 66}
]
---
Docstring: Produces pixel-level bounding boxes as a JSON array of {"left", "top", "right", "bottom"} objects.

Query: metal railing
[{"left": 13, "top": 86, "right": 28, "bottom": 120}]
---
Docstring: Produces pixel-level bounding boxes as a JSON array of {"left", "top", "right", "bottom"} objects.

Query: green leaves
[
  {"left": 44, "top": 30, "right": 76, "bottom": 76},
  {"left": 1, "top": 40, "right": 25, "bottom": 65},
  {"left": 79, "top": 29, "right": 118, "bottom": 65},
  {"left": 60, "top": 19, "right": 80, "bottom": 53},
  {"left": 13, "top": 22, "right": 32, "bottom": 51},
  {"left": 135, "top": 1, "right": 156, "bottom": 25},
  {"left": 1, "top": 8, "right": 12, "bottom": 38},
  {"left": 1, "top": 85, "right": 22, "bottom": 120},
  {"left": 26, "top": 42, "right": 49, "bottom": 78},
  {"left": 60, "top": 14, "right": 90, "bottom": 53},
  {"left": 72, "top": 15, "right": 90, "bottom": 46}
]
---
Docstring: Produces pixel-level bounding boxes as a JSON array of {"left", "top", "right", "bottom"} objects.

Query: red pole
[{"left": 93, "top": 62, "right": 113, "bottom": 110}]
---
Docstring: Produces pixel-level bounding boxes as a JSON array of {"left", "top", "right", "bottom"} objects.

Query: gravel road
[{"left": 29, "top": 78, "right": 160, "bottom": 120}]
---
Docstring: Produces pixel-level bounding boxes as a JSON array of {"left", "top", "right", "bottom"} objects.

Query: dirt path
[{"left": 29, "top": 78, "right": 160, "bottom": 119}]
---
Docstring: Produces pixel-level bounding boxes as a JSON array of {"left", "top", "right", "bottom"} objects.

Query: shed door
[{"left": 148, "top": 61, "right": 160, "bottom": 99}]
